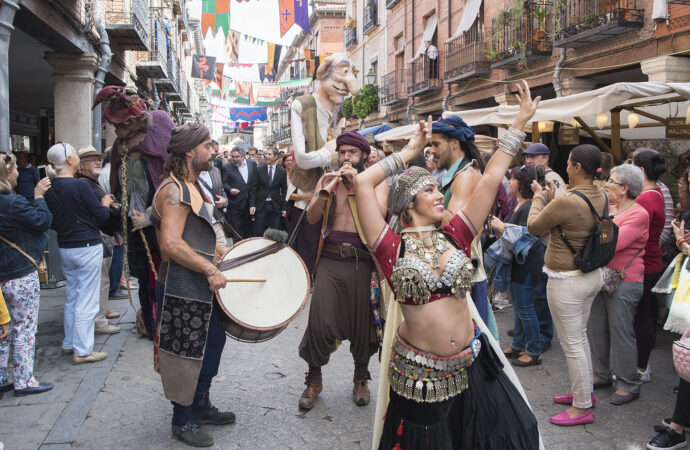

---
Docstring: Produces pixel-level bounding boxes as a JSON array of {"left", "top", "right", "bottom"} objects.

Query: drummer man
[
  {"left": 298, "top": 131, "right": 388, "bottom": 410},
  {"left": 152, "top": 123, "right": 234, "bottom": 447}
]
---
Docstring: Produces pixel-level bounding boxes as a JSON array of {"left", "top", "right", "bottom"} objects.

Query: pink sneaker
[
  {"left": 553, "top": 392, "right": 596, "bottom": 407},
  {"left": 550, "top": 410, "right": 594, "bottom": 426}
]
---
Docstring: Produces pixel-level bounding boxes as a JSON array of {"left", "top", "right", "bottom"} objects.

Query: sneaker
[
  {"left": 95, "top": 324, "right": 121, "bottom": 335},
  {"left": 192, "top": 406, "right": 236, "bottom": 425},
  {"left": 108, "top": 292, "right": 129, "bottom": 300},
  {"left": 171, "top": 422, "right": 213, "bottom": 447},
  {"left": 105, "top": 310, "right": 121, "bottom": 320},
  {"left": 662, "top": 419, "right": 690, "bottom": 433},
  {"left": 60, "top": 348, "right": 73, "bottom": 355},
  {"left": 647, "top": 425, "right": 687, "bottom": 450},
  {"left": 72, "top": 351, "right": 107, "bottom": 365},
  {"left": 639, "top": 365, "right": 651, "bottom": 383},
  {"left": 493, "top": 292, "right": 511, "bottom": 310}
]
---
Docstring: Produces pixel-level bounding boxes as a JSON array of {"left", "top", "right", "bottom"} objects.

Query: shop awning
[
  {"left": 442, "top": 82, "right": 690, "bottom": 140},
  {"left": 414, "top": 16, "right": 438, "bottom": 58},
  {"left": 453, "top": 0, "right": 483, "bottom": 38},
  {"left": 358, "top": 124, "right": 393, "bottom": 136},
  {"left": 278, "top": 77, "right": 313, "bottom": 89}
]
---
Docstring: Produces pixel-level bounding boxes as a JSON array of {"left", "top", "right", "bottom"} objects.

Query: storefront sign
[
  {"left": 558, "top": 126, "right": 580, "bottom": 145},
  {"left": 666, "top": 118, "right": 690, "bottom": 139}
]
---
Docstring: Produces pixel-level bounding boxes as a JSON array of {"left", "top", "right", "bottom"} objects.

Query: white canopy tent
[{"left": 376, "top": 82, "right": 690, "bottom": 156}]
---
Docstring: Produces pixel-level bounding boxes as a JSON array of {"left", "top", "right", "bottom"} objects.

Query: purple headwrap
[{"left": 336, "top": 130, "right": 371, "bottom": 156}]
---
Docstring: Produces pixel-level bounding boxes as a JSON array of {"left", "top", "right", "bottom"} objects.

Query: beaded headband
[{"left": 388, "top": 166, "right": 438, "bottom": 233}]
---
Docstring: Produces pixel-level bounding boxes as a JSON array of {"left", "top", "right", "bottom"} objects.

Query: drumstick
[{"left": 225, "top": 278, "right": 267, "bottom": 283}]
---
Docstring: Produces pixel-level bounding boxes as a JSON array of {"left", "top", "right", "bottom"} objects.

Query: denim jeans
[
  {"left": 60, "top": 245, "right": 103, "bottom": 357},
  {"left": 109, "top": 245, "right": 124, "bottom": 297},
  {"left": 171, "top": 305, "right": 227, "bottom": 425},
  {"left": 534, "top": 276, "right": 554, "bottom": 346},
  {"left": 510, "top": 274, "right": 542, "bottom": 357}
]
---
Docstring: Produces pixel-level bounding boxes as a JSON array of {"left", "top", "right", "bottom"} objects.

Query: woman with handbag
[
  {"left": 633, "top": 149, "right": 667, "bottom": 383},
  {"left": 646, "top": 221, "right": 690, "bottom": 450},
  {"left": 0, "top": 152, "right": 54, "bottom": 396},
  {"left": 527, "top": 144, "right": 606, "bottom": 426},
  {"left": 587, "top": 164, "right": 648, "bottom": 405},
  {"left": 44, "top": 143, "right": 114, "bottom": 365}
]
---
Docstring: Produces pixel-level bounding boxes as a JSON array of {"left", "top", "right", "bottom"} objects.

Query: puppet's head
[{"left": 316, "top": 53, "right": 360, "bottom": 104}]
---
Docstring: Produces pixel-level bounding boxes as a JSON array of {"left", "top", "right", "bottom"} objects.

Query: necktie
[{"left": 269, "top": 166, "right": 274, "bottom": 184}]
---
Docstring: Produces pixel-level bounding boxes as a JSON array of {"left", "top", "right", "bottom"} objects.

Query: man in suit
[
  {"left": 222, "top": 147, "right": 257, "bottom": 239},
  {"left": 250, "top": 147, "right": 287, "bottom": 235},
  {"left": 212, "top": 139, "right": 223, "bottom": 174}
]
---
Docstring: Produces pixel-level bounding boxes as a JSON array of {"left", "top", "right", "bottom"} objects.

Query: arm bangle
[
  {"left": 498, "top": 128, "right": 526, "bottom": 157},
  {"left": 379, "top": 153, "right": 405, "bottom": 178}
]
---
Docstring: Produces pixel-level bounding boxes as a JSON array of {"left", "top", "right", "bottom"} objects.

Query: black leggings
[{"left": 673, "top": 378, "right": 690, "bottom": 427}]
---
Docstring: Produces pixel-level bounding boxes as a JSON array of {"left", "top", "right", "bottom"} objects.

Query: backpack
[{"left": 557, "top": 190, "right": 618, "bottom": 273}]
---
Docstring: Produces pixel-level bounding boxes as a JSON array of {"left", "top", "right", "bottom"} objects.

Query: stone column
[
  {"left": 561, "top": 77, "right": 597, "bottom": 96},
  {"left": 641, "top": 55, "right": 690, "bottom": 82},
  {"left": 0, "top": 1, "right": 19, "bottom": 152},
  {"left": 45, "top": 52, "right": 99, "bottom": 150}
]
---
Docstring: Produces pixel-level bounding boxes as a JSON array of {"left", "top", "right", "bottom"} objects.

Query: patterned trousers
[{"left": 0, "top": 271, "right": 40, "bottom": 389}]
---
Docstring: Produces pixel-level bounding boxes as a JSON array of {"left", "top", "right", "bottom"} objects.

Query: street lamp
[{"left": 366, "top": 68, "right": 376, "bottom": 85}]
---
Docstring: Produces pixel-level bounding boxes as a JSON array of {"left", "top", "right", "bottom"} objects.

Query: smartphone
[
  {"left": 38, "top": 165, "right": 47, "bottom": 179},
  {"left": 536, "top": 165, "right": 546, "bottom": 187}
]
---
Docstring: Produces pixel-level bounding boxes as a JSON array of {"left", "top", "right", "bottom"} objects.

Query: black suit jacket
[
  {"left": 253, "top": 164, "right": 287, "bottom": 213},
  {"left": 222, "top": 159, "right": 258, "bottom": 209}
]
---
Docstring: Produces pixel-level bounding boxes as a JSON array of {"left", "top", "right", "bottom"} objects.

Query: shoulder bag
[
  {"left": 557, "top": 190, "right": 619, "bottom": 273},
  {"left": 0, "top": 234, "right": 48, "bottom": 283},
  {"left": 600, "top": 248, "right": 643, "bottom": 294},
  {"left": 673, "top": 323, "right": 690, "bottom": 382}
]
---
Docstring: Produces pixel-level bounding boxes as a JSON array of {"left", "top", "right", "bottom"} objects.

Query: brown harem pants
[{"left": 298, "top": 256, "right": 379, "bottom": 382}]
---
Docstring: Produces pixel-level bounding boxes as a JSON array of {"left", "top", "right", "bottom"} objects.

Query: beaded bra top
[{"left": 390, "top": 231, "right": 475, "bottom": 305}]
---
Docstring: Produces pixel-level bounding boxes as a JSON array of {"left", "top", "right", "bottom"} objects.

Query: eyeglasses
[{"left": 605, "top": 178, "right": 626, "bottom": 187}]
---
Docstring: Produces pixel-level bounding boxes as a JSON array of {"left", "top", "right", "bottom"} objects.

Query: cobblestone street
[{"left": 0, "top": 286, "right": 681, "bottom": 449}]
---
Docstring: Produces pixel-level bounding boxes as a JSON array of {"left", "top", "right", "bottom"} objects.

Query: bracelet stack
[
  {"left": 498, "top": 127, "right": 527, "bottom": 157},
  {"left": 379, "top": 152, "right": 405, "bottom": 177},
  {"left": 678, "top": 238, "right": 688, "bottom": 255}
]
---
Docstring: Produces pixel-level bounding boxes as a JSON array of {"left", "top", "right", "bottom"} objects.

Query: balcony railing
[
  {"left": 380, "top": 69, "right": 406, "bottom": 105},
  {"left": 345, "top": 26, "right": 358, "bottom": 49},
  {"left": 444, "top": 27, "right": 491, "bottom": 83},
  {"left": 407, "top": 55, "right": 442, "bottom": 96},
  {"left": 104, "top": 0, "right": 149, "bottom": 50},
  {"left": 554, "top": 0, "right": 644, "bottom": 48},
  {"left": 135, "top": 11, "right": 168, "bottom": 79},
  {"left": 386, "top": 0, "right": 401, "bottom": 8},
  {"left": 363, "top": 2, "right": 378, "bottom": 34},
  {"left": 490, "top": 1, "right": 553, "bottom": 69},
  {"left": 272, "top": 128, "right": 292, "bottom": 143},
  {"left": 157, "top": 49, "right": 180, "bottom": 95}
]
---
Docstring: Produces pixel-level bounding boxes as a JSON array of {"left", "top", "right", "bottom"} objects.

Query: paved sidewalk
[{"left": 0, "top": 286, "right": 135, "bottom": 450}]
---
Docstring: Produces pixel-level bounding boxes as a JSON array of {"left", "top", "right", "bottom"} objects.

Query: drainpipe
[
  {"left": 152, "top": 82, "right": 160, "bottom": 109},
  {"left": 92, "top": 0, "right": 113, "bottom": 152},
  {"left": 442, "top": 89, "right": 450, "bottom": 112},
  {"left": 0, "top": 1, "right": 19, "bottom": 153},
  {"left": 552, "top": 48, "right": 566, "bottom": 97},
  {"left": 406, "top": 98, "right": 413, "bottom": 124}
]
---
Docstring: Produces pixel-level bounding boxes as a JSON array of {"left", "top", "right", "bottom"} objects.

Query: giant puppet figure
[{"left": 290, "top": 53, "right": 361, "bottom": 191}]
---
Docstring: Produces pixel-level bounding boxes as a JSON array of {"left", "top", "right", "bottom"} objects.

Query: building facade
[{"left": 2, "top": 0, "right": 209, "bottom": 160}]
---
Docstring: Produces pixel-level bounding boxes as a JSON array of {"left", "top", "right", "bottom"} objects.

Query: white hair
[{"left": 46, "top": 142, "right": 77, "bottom": 179}]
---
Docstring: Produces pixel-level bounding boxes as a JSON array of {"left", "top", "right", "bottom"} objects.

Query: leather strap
[
  {"left": 197, "top": 176, "right": 243, "bottom": 241},
  {"left": 0, "top": 234, "right": 40, "bottom": 270},
  {"left": 347, "top": 195, "right": 368, "bottom": 246},
  {"left": 624, "top": 248, "right": 643, "bottom": 270},
  {"left": 217, "top": 242, "right": 286, "bottom": 271},
  {"left": 557, "top": 189, "right": 610, "bottom": 255}
]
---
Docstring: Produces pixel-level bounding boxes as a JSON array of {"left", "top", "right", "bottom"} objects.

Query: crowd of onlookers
[{"left": 1, "top": 136, "right": 689, "bottom": 449}]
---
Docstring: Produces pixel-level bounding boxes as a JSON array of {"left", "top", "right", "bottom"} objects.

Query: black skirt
[{"left": 378, "top": 334, "right": 539, "bottom": 450}]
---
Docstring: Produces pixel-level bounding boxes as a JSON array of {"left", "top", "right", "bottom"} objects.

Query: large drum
[{"left": 215, "top": 237, "right": 310, "bottom": 342}]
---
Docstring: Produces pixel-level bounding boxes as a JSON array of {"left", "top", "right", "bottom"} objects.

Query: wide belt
[{"left": 323, "top": 242, "right": 371, "bottom": 260}]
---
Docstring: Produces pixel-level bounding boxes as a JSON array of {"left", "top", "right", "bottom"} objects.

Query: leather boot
[
  {"left": 353, "top": 379, "right": 370, "bottom": 406},
  {"left": 298, "top": 383, "right": 322, "bottom": 410}
]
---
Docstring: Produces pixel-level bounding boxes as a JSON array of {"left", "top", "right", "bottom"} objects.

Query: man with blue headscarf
[{"left": 431, "top": 116, "right": 499, "bottom": 339}]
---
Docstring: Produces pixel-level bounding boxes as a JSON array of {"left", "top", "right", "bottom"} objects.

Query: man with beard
[
  {"left": 298, "top": 131, "right": 388, "bottom": 410},
  {"left": 222, "top": 147, "right": 257, "bottom": 239},
  {"left": 431, "top": 116, "right": 498, "bottom": 338},
  {"left": 76, "top": 146, "right": 122, "bottom": 335},
  {"left": 94, "top": 85, "right": 175, "bottom": 339},
  {"left": 151, "top": 123, "right": 234, "bottom": 447},
  {"left": 250, "top": 147, "right": 287, "bottom": 235}
]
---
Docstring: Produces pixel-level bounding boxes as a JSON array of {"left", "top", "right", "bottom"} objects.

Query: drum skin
[{"left": 215, "top": 237, "right": 310, "bottom": 343}]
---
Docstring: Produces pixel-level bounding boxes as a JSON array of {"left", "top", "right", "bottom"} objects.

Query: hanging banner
[
  {"left": 229, "top": 106, "right": 267, "bottom": 122},
  {"left": 279, "top": 0, "right": 295, "bottom": 37},
  {"left": 202, "top": 0, "right": 230, "bottom": 37},
  {"left": 192, "top": 55, "right": 216, "bottom": 80}
]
